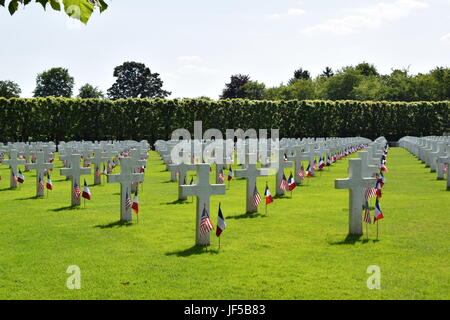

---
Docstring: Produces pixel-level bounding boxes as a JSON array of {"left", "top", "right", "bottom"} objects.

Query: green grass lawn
[{"left": 0, "top": 147, "right": 448, "bottom": 300}]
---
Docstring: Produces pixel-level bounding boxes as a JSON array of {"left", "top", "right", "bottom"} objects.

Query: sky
[{"left": 0, "top": 0, "right": 449, "bottom": 99}]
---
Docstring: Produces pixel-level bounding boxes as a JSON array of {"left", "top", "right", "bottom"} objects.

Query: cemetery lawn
[{"left": 0, "top": 148, "right": 449, "bottom": 300}]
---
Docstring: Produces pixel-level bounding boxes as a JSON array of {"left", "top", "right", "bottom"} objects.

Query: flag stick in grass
[{"left": 216, "top": 203, "right": 226, "bottom": 250}]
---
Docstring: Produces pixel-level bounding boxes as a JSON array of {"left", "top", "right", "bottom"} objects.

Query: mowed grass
[{"left": 0, "top": 147, "right": 448, "bottom": 300}]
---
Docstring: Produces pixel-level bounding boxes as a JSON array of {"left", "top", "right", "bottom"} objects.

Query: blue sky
[{"left": 1, "top": 0, "right": 449, "bottom": 98}]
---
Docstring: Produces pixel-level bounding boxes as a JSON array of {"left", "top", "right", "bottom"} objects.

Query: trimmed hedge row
[{"left": 0, "top": 98, "right": 448, "bottom": 143}]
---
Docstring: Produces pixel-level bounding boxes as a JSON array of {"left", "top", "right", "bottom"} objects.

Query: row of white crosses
[
  {"left": 400, "top": 136, "right": 450, "bottom": 188},
  {"left": 156, "top": 137, "right": 371, "bottom": 245},
  {"left": 335, "top": 137, "right": 387, "bottom": 235},
  {"left": 57, "top": 141, "right": 149, "bottom": 218}
]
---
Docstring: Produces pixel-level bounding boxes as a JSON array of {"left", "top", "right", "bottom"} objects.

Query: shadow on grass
[
  {"left": 0, "top": 187, "right": 17, "bottom": 192},
  {"left": 163, "top": 199, "right": 189, "bottom": 205},
  {"left": 226, "top": 212, "right": 267, "bottom": 220},
  {"left": 53, "top": 179, "right": 69, "bottom": 183},
  {"left": 15, "top": 196, "right": 44, "bottom": 201},
  {"left": 166, "top": 245, "right": 219, "bottom": 257},
  {"left": 162, "top": 180, "right": 176, "bottom": 184},
  {"left": 94, "top": 220, "right": 133, "bottom": 229},
  {"left": 274, "top": 195, "right": 290, "bottom": 200},
  {"left": 329, "top": 234, "right": 367, "bottom": 245},
  {"left": 50, "top": 205, "right": 83, "bottom": 212}
]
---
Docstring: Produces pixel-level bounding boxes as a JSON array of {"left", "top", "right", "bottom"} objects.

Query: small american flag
[
  {"left": 365, "top": 187, "right": 377, "bottom": 199},
  {"left": 74, "top": 182, "right": 81, "bottom": 200},
  {"left": 95, "top": 166, "right": 100, "bottom": 177},
  {"left": 218, "top": 168, "right": 225, "bottom": 184},
  {"left": 444, "top": 164, "right": 448, "bottom": 174},
  {"left": 252, "top": 185, "right": 261, "bottom": 208},
  {"left": 363, "top": 200, "right": 372, "bottom": 224},
  {"left": 279, "top": 173, "right": 288, "bottom": 191},
  {"left": 298, "top": 166, "right": 305, "bottom": 179},
  {"left": 200, "top": 206, "right": 214, "bottom": 236},
  {"left": 125, "top": 189, "right": 132, "bottom": 210},
  {"left": 38, "top": 175, "right": 45, "bottom": 193}
]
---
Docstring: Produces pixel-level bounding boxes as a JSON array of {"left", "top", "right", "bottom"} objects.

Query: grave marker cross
[{"left": 335, "top": 159, "right": 377, "bottom": 236}]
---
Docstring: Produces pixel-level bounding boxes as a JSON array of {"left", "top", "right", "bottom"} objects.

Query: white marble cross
[
  {"left": 168, "top": 162, "right": 197, "bottom": 200},
  {"left": 235, "top": 153, "right": 269, "bottom": 214},
  {"left": 335, "top": 159, "right": 377, "bottom": 236},
  {"left": 3, "top": 149, "right": 25, "bottom": 189},
  {"left": 287, "top": 146, "right": 308, "bottom": 185},
  {"left": 274, "top": 148, "right": 293, "bottom": 196},
  {"left": 129, "top": 148, "right": 147, "bottom": 193},
  {"left": 89, "top": 148, "right": 110, "bottom": 185},
  {"left": 60, "top": 154, "right": 91, "bottom": 206},
  {"left": 27, "top": 152, "right": 53, "bottom": 197},
  {"left": 180, "top": 164, "right": 226, "bottom": 246},
  {"left": 359, "top": 151, "right": 379, "bottom": 178},
  {"left": 107, "top": 157, "right": 144, "bottom": 222}
]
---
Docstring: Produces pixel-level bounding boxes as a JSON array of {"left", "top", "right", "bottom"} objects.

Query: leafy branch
[{"left": 0, "top": 0, "right": 108, "bottom": 24}]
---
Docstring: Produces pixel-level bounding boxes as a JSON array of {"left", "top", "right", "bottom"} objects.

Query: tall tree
[
  {"left": 33, "top": 67, "right": 74, "bottom": 98},
  {"left": 107, "top": 62, "right": 171, "bottom": 100},
  {"left": 320, "top": 67, "right": 334, "bottom": 78},
  {"left": 77, "top": 83, "right": 104, "bottom": 99},
  {"left": 0, "top": 0, "right": 108, "bottom": 24},
  {"left": 0, "top": 80, "right": 21, "bottom": 98},
  {"left": 236, "top": 81, "right": 266, "bottom": 100},
  {"left": 355, "top": 62, "right": 379, "bottom": 77},
  {"left": 220, "top": 74, "right": 251, "bottom": 99},
  {"left": 288, "top": 68, "right": 311, "bottom": 85}
]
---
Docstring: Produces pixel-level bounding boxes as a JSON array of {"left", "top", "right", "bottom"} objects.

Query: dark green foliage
[
  {"left": 77, "top": 83, "right": 104, "bottom": 99},
  {"left": 1, "top": 0, "right": 108, "bottom": 24},
  {"left": 107, "top": 62, "right": 171, "bottom": 100},
  {"left": 0, "top": 98, "right": 448, "bottom": 143},
  {"left": 0, "top": 80, "right": 21, "bottom": 98},
  {"left": 220, "top": 74, "right": 251, "bottom": 99},
  {"left": 33, "top": 67, "right": 74, "bottom": 98}
]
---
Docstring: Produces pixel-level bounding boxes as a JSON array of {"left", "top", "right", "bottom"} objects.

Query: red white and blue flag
[
  {"left": 200, "top": 206, "right": 214, "bottom": 236},
  {"left": 374, "top": 198, "right": 384, "bottom": 221},
  {"left": 216, "top": 204, "right": 226, "bottom": 237},
  {"left": 264, "top": 183, "right": 273, "bottom": 204},
  {"left": 318, "top": 157, "right": 325, "bottom": 170},
  {"left": 279, "top": 173, "right": 288, "bottom": 191},
  {"left": 46, "top": 173, "right": 53, "bottom": 190},
  {"left": 17, "top": 170, "right": 25, "bottom": 184},
  {"left": 287, "top": 173, "right": 296, "bottom": 191},
  {"left": 252, "top": 185, "right": 261, "bottom": 208},
  {"left": 132, "top": 191, "right": 139, "bottom": 213},
  {"left": 228, "top": 166, "right": 233, "bottom": 181},
  {"left": 82, "top": 180, "right": 91, "bottom": 200}
]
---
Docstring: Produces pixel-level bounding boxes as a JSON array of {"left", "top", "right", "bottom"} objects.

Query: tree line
[
  {"left": 1, "top": 61, "right": 449, "bottom": 102},
  {"left": 220, "top": 63, "right": 450, "bottom": 102}
]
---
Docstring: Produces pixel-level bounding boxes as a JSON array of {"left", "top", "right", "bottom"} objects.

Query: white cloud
[
  {"left": 287, "top": 8, "right": 306, "bottom": 16},
  {"left": 176, "top": 56, "right": 202, "bottom": 64},
  {"left": 441, "top": 33, "right": 450, "bottom": 41},
  {"left": 302, "top": 0, "right": 429, "bottom": 36}
]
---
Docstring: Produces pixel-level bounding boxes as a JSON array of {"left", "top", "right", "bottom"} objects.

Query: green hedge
[{"left": 0, "top": 98, "right": 448, "bottom": 143}]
